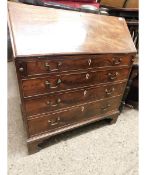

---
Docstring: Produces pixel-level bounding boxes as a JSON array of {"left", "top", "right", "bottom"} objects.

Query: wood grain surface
[{"left": 8, "top": 2, "right": 136, "bottom": 57}]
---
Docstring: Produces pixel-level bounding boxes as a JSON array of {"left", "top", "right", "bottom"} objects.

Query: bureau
[{"left": 8, "top": 2, "right": 136, "bottom": 154}]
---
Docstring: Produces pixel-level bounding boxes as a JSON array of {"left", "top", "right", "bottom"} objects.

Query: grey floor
[{"left": 8, "top": 62, "right": 138, "bottom": 175}]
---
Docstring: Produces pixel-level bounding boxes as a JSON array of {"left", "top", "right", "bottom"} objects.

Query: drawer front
[
  {"left": 24, "top": 82, "right": 126, "bottom": 116},
  {"left": 21, "top": 68, "right": 130, "bottom": 97},
  {"left": 16, "top": 54, "right": 133, "bottom": 77},
  {"left": 27, "top": 96, "right": 122, "bottom": 136}
]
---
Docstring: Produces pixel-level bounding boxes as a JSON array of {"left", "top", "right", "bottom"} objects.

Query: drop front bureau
[{"left": 8, "top": 2, "right": 136, "bottom": 154}]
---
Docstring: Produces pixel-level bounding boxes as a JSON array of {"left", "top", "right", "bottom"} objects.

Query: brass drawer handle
[
  {"left": 101, "top": 104, "right": 111, "bottom": 111},
  {"left": 45, "top": 79, "right": 61, "bottom": 89},
  {"left": 45, "top": 81, "right": 58, "bottom": 89},
  {"left": 45, "top": 61, "right": 62, "bottom": 71},
  {"left": 51, "top": 98, "right": 61, "bottom": 107},
  {"left": 51, "top": 104, "right": 58, "bottom": 107},
  {"left": 105, "top": 87, "right": 115, "bottom": 95},
  {"left": 48, "top": 117, "right": 60, "bottom": 126},
  {"left": 112, "top": 58, "right": 122, "bottom": 65},
  {"left": 108, "top": 72, "right": 118, "bottom": 80},
  {"left": 46, "top": 98, "right": 61, "bottom": 107},
  {"left": 46, "top": 101, "right": 58, "bottom": 107}
]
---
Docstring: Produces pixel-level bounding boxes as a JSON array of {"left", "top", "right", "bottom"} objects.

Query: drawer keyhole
[
  {"left": 46, "top": 98, "right": 61, "bottom": 107},
  {"left": 84, "top": 90, "right": 87, "bottom": 96},
  {"left": 88, "top": 59, "right": 92, "bottom": 66},
  {"left": 81, "top": 106, "right": 85, "bottom": 112},
  {"left": 86, "top": 73, "right": 90, "bottom": 80}
]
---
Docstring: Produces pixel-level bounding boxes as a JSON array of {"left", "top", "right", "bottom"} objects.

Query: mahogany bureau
[{"left": 8, "top": 2, "right": 136, "bottom": 154}]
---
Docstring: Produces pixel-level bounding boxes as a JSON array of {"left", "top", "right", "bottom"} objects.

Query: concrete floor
[{"left": 8, "top": 62, "right": 138, "bottom": 175}]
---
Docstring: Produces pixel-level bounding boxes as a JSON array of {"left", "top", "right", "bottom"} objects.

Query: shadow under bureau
[{"left": 8, "top": 2, "right": 136, "bottom": 154}]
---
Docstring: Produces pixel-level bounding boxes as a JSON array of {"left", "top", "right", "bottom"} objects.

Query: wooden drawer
[
  {"left": 24, "top": 82, "right": 126, "bottom": 116},
  {"left": 16, "top": 54, "right": 133, "bottom": 77},
  {"left": 27, "top": 96, "right": 122, "bottom": 137},
  {"left": 21, "top": 68, "right": 130, "bottom": 97}
]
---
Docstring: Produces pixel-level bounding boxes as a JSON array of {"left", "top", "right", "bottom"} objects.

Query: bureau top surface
[{"left": 8, "top": 2, "right": 136, "bottom": 58}]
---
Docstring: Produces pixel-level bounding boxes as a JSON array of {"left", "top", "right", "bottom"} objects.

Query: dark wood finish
[
  {"left": 8, "top": 2, "right": 136, "bottom": 154},
  {"left": 16, "top": 54, "right": 133, "bottom": 78},
  {"left": 27, "top": 140, "right": 42, "bottom": 154},
  {"left": 27, "top": 111, "right": 119, "bottom": 154},
  {"left": 109, "top": 114, "right": 119, "bottom": 124},
  {"left": 27, "top": 96, "right": 122, "bottom": 137},
  {"left": 21, "top": 67, "right": 130, "bottom": 97},
  {"left": 8, "top": 2, "right": 136, "bottom": 57},
  {"left": 24, "top": 82, "right": 126, "bottom": 116}
]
